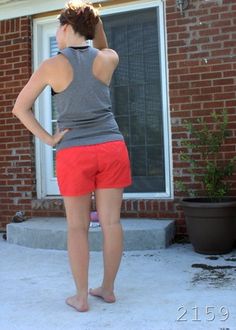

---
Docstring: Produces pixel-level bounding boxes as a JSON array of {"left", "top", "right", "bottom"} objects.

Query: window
[
  {"left": 103, "top": 7, "right": 166, "bottom": 193},
  {"left": 34, "top": 1, "right": 172, "bottom": 199}
]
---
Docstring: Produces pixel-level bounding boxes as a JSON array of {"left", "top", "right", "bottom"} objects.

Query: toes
[
  {"left": 103, "top": 295, "right": 116, "bottom": 303},
  {"left": 89, "top": 288, "right": 101, "bottom": 297},
  {"left": 65, "top": 297, "right": 73, "bottom": 306},
  {"left": 88, "top": 288, "right": 95, "bottom": 296}
]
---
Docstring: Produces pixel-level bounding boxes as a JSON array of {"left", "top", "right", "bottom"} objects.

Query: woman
[{"left": 12, "top": 1, "right": 132, "bottom": 312}]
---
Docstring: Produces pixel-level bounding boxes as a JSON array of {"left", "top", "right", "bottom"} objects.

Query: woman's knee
[
  {"left": 67, "top": 217, "right": 90, "bottom": 232},
  {"left": 100, "top": 221, "right": 122, "bottom": 235}
]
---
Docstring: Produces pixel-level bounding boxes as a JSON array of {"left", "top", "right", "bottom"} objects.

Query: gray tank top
[{"left": 53, "top": 46, "right": 123, "bottom": 151}]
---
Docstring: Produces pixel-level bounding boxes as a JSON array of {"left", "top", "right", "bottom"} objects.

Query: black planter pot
[{"left": 181, "top": 197, "right": 236, "bottom": 255}]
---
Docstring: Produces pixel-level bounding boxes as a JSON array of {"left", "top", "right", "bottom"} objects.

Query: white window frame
[{"left": 33, "top": 0, "right": 173, "bottom": 200}]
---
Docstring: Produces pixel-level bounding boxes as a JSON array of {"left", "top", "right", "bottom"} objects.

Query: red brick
[
  {"left": 168, "top": 40, "right": 186, "bottom": 48},
  {"left": 211, "top": 63, "right": 232, "bottom": 71},
  {"left": 190, "top": 37, "right": 210, "bottom": 45},
  {"left": 211, "top": 20, "right": 232, "bottom": 28},
  {"left": 192, "top": 94, "right": 213, "bottom": 102},
  {"left": 194, "top": 103, "right": 224, "bottom": 111},
  {"left": 211, "top": 49, "right": 232, "bottom": 57},
  {"left": 170, "top": 96, "right": 191, "bottom": 104},
  {"left": 213, "top": 78, "right": 234, "bottom": 85},
  {"left": 0, "top": 16, "right": 33, "bottom": 227},
  {"left": 223, "top": 70, "right": 236, "bottom": 77},
  {"left": 222, "top": 26, "right": 236, "bottom": 33},
  {"left": 214, "top": 92, "right": 235, "bottom": 100},
  {"left": 201, "top": 72, "right": 222, "bottom": 79},
  {"left": 201, "top": 42, "right": 222, "bottom": 50},
  {"left": 201, "top": 86, "right": 222, "bottom": 94},
  {"left": 168, "top": 54, "right": 188, "bottom": 62},
  {"left": 198, "top": 28, "right": 220, "bottom": 36},
  {"left": 189, "top": 66, "right": 211, "bottom": 74},
  {"left": 220, "top": 12, "right": 236, "bottom": 19},
  {"left": 191, "top": 80, "right": 211, "bottom": 88},
  {"left": 211, "top": 5, "right": 229, "bottom": 13},
  {"left": 169, "top": 82, "right": 190, "bottom": 90},
  {"left": 225, "top": 100, "right": 236, "bottom": 107},
  {"left": 212, "top": 34, "right": 230, "bottom": 41},
  {"left": 178, "top": 53, "right": 198, "bottom": 64},
  {"left": 179, "top": 74, "right": 200, "bottom": 82},
  {"left": 167, "top": 26, "right": 187, "bottom": 34},
  {"left": 179, "top": 46, "right": 198, "bottom": 54},
  {"left": 181, "top": 104, "right": 201, "bottom": 111}
]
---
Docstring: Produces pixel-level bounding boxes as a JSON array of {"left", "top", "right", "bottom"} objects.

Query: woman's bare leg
[
  {"left": 63, "top": 194, "right": 92, "bottom": 312},
  {"left": 89, "top": 188, "right": 123, "bottom": 303}
]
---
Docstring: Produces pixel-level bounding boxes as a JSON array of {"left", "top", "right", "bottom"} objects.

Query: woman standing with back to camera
[{"left": 12, "top": 1, "right": 132, "bottom": 312}]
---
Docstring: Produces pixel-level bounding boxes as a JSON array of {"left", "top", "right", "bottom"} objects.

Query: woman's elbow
[
  {"left": 12, "top": 106, "right": 25, "bottom": 118},
  {"left": 12, "top": 106, "right": 20, "bottom": 117},
  {"left": 12, "top": 107, "right": 18, "bottom": 116}
]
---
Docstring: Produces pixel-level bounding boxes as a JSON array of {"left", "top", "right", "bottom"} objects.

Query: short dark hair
[{"left": 59, "top": 1, "right": 100, "bottom": 40}]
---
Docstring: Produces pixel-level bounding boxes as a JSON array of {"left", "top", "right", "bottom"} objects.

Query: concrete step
[{"left": 7, "top": 217, "right": 175, "bottom": 251}]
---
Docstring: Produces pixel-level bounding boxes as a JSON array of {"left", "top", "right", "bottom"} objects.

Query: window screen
[{"left": 103, "top": 7, "right": 165, "bottom": 192}]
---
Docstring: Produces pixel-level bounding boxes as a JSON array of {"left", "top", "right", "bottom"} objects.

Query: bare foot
[
  {"left": 65, "top": 295, "right": 89, "bottom": 312},
  {"left": 89, "top": 287, "right": 116, "bottom": 303}
]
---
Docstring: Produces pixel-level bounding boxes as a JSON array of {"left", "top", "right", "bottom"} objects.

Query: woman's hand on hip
[{"left": 49, "top": 128, "right": 70, "bottom": 147}]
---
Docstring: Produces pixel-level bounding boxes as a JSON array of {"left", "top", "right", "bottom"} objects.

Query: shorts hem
[
  {"left": 60, "top": 189, "right": 95, "bottom": 197},
  {"left": 95, "top": 182, "right": 132, "bottom": 190},
  {"left": 60, "top": 182, "right": 132, "bottom": 197}
]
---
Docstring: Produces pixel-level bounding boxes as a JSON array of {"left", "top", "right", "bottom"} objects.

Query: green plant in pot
[{"left": 176, "top": 109, "right": 236, "bottom": 254}]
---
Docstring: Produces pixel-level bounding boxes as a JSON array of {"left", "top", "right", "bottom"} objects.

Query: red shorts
[{"left": 56, "top": 140, "right": 132, "bottom": 196}]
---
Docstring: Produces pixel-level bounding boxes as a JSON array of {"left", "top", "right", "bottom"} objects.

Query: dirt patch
[
  {"left": 205, "top": 256, "right": 219, "bottom": 260},
  {"left": 192, "top": 264, "right": 236, "bottom": 271},
  {"left": 224, "top": 257, "right": 236, "bottom": 262},
  {"left": 191, "top": 263, "right": 236, "bottom": 288}
]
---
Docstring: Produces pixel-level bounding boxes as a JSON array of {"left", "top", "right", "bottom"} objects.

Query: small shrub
[{"left": 175, "top": 109, "right": 236, "bottom": 200}]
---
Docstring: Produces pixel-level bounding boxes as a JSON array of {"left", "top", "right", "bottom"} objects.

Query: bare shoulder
[
  {"left": 40, "top": 54, "right": 68, "bottom": 72},
  {"left": 38, "top": 54, "right": 71, "bottom": 86},
  {"left": 98, "top": 48, "right": 119, "bottom": 66}
]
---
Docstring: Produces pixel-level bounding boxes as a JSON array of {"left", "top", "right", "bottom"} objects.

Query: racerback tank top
[{"left": 53, "top": 46, "right": 123, "bottom": 151}]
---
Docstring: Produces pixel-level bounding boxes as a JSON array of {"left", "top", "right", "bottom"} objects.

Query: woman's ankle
[
  {"left": 101, "top": 284, "right": 114, "bottom": 293},
  {"left": 77, "top": 289, "right": 88, "bottom": 297}
]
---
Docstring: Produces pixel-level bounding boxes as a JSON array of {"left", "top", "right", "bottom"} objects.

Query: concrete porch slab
[{"left": 7, "top": 217, "right": 175, "bottom": 251}]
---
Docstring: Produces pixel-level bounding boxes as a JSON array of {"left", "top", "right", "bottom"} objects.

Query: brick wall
[
  {"left": 1, "top": 0, "right": 236, "bottom": 237},
  {"left": 167, "top": 0, "right": 236, "bottom": 234},
  {"left": 0, "top": 17, "right": 34, "bottom": 228}
]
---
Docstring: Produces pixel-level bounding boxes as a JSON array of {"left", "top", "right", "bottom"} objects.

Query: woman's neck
[
  {"left": 66, "top": 41, "right": 88, "bottom": 47},
  {"left": 65, "top": 34, "right": 87, "bottom": 48}
]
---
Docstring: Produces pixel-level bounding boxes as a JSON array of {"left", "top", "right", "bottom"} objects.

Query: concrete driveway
[{"left": 0, "top": 236, "right": 236, "bottom": 330}]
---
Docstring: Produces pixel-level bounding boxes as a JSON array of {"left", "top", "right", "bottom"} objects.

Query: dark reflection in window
[{"left": 103, "top": 7, "right": 165, "bottom": 193}]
